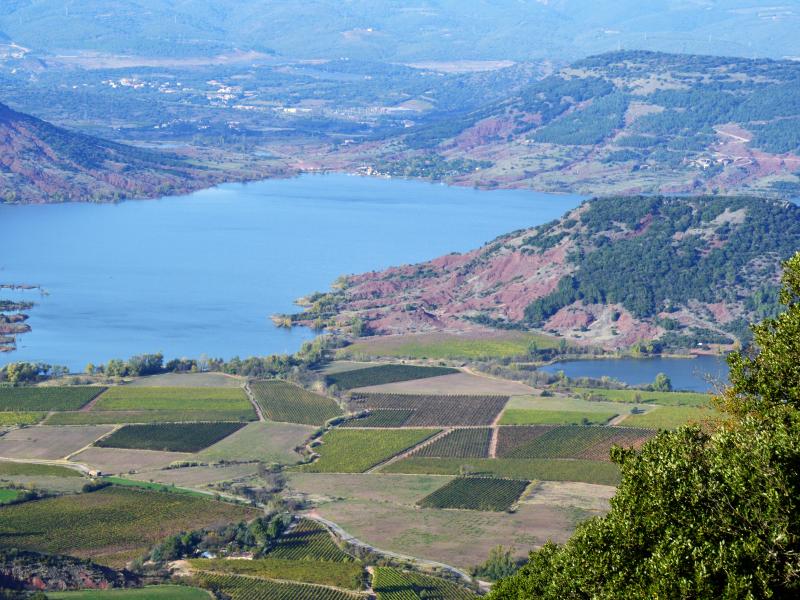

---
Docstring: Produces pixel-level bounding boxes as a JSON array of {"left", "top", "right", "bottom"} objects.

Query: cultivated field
[
  {"left": 325, "top": 365, "right": 458, "bottom": 391},
  {"left": 521, "top": 481, "right": 616, "bottom": 513},
  {"left": 340, "top": 331, "right": 560, "bottom": 360},
  {"left": 571, "top": 387, "right": 712, "bottom": 407},
  {"left": 197, "top": 421, "right": 313, "bottom": 463},
  {"left": 0, "top": 386, "right": 105, "bottom": 411},
  {"left": 287, "top": 473, "right": 453, "bottom": 506},
  {"left": 342, "top": 410, "right": 415, "bottom": 428},
  {"left": 191, "top": 557, "right": 364, "bottom": 590},
  {"left": 410, "top": 428, "right": 491, "bottom": 458},
  {"left": 501, "top": 426, "right": 656, "bottom": 461},
  {"left": 0, "top": 486, "right": 257, "bottom": 565},
  {"left": 131, "top": 463, "right": 260, "bottom": 487},
  {"left": 96, "top": 422, "right": 246, "bottom": 453},
  {"left": 249, "top": 380, "right": 342, "bottom": 425},
  {"left": 0, "top": 425, "right": 114, "bottom": 459},
  {"left": 0, "top": 461, "right": 81, "bottom": 477},
  {"left": 418, "top": 477, "right": 529, "bottom": 512},
  {"left": 71, "top": 447, "right": 191, "bottom": 474},
  {"left": 495, "top": 426, "right": 557, "bottom": 457},
  {"left": 499, "top": 395, "right": 624, "bottom": 426},
  {"left": 48, "top": 586, "right": 212, "bottom": 599},
  {"left": 267, "top": 519, "right": 354, "bottom": 562},
  {"left": 353, "top": 372, "right": 534, "bottom": 395},
  {"left": 0, "top": 411, "right": 45, "bottom": 426},
  {"left": 127, "top": 372, "right": 243, "bottom": 387},
  {"left": 382, "top": 457, "right": 621, "bottom": 486},
  {"left": 94, "top": 386, "right": 253, "bottom": 414},
  {"left": 372, "top": 567, "right": 476, "bottom": 599},
  {"left": 46, "top": 410, "right": 255, "bottom": 425},
  {"left": 299, "top": 429, "right": 438, "bottom": 473},
  {"left": 194, "top": 573, "right": 362, "bottom": 600},
  {"left": 621, "top": 405, "right": 722, "bottom": 429},
  {"left": 348, "top": 394, "right": 508, "bottom": 427}
]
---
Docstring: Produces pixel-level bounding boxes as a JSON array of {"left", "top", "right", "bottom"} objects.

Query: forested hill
[
  {"left": 0, "top": 101, "right": 233, "bottom": 203},
  {"left": 296, "top": 196, "right": 800, "bottom": 352},
  {"left": 365, "top": 51, "right": 800, "bottom": 196}
]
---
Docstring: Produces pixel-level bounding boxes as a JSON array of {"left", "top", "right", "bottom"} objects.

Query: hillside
[
  {"left": 352, "top": 51, "right": 800, "bottom": 196},
  {"left": 0, "top": 101, "right": 235, "bottom": 203},
  {"left": 292, "top": 196, "right": 800, "bottom": 352}
]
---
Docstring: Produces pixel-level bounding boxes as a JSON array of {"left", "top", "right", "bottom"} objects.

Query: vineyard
[
  {"left": 96, "top": 422, "right": 246, "bottom": 453},
  {"left": 371, "top": 567, "right": 476, "bottom": 599},
  {"left": 0, "top": 386, "right": 105, "bottom": 411},
  {"left": 45, "top": 409, "right": 256, "bottom": 425},
  {"left": 191, "top": 557, "right": 364, "bottom": 589},
  {"left": 48, "top": 586, "right": 212, "bottom": 599},
  {"left": 325, "top": 365, "right": 458, "bottom": 391},
  {"left": 249, "top": 380, "right": 342, "bottom": 425},
  {"left": 267, "top": 519, "right": 355, "bottom": 562},
  {"left": 495, "top": 425, "right": 558, "bottom": 457},
  {"left": 0, "top": 461, "right": 81, "bottom": 477},
  {"left": 348, "top": 394, "right": 508, "bottom": 426},
  {"left": 411, "top": 428, "right": 491, "bottom": 458},
  {"left": 0, "top": 486, "right": 257, "bottom": 565},
  {"left": 418, "top": 477, "right": 529, "bottom": 512},
  {"left": 342, "top": 409, "right": 415, "bottom": 428},
  {"left": 299, "top": 429, "right": 438, "bottom": 473},
  {"left": 196, "top": 573, "right": 363, "bottom": 600},
  {"left": 503, "top": 426, "right": 657, "bottom": 461}
]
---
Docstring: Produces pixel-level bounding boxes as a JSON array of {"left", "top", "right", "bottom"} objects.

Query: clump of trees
[
  {"left": 488, "top": 252, "right": 800, "bottom": 598},
  {"left": 0, "top": 362, "right": 68, "bottom": 384}
]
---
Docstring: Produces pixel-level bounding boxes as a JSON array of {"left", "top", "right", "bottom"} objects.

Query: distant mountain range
[
  {"left": 293, "top": 196, "right": 800, "bottom": 352},
  {"left": 0, "top": 101, "right": 230, "bottom": 203},
  {"left": 1, "top": 1, "right": 799, "bottom": 61}
]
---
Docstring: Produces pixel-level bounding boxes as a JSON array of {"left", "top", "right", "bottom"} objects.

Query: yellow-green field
[{"left": 620, "top": 405, "right": 722, "bottom": 429}]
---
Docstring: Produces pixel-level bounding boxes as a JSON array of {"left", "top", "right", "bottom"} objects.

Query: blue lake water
[
  {"left": 539, "top": 355, "right": 730, "bottom": 392},
  {"left": 1, "top": 174, "right": 585, "bottom": 371}
]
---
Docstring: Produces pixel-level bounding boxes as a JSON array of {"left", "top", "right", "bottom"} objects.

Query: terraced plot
[
  {"left": 96, "top": 422, "right": 246, "bottom": 453},
  {"left": 191, "top": 557, "right": 363, "bottom": 589},
  {"left": 0, "top": 386, "right": 105, "bottom": 411},
  {"left": 504, "top": 426, "right": 656, "bottom": 461},
  {"left": 348, "top": 394, "right": 508, "bottom": 427},
  {"left": 0, "top": 486, "right": 257, "bottom": 566},
  {"left": 195, "top": 573, "right": 362, "bottom": 600},
  {"left": 299, "top": 429, "right": 438, "bottom": 473},
  {"left": 325, "top": 365, "right": 458, "bottom": 391},
  {"left": 411, "top": 428, "right": 491, "bottom": 458},
  {"left": 372, "top": 567, "right": 476, "bottom": 600},
  {"left": 341, "top": 409, "right": 415, "bottom": 428},
  {"left": 418, "top": 477, "right": 528, "bottom": 511},
  {"left": 267, "top": 519, "right": 354, "bottom": 562},
  {"left": 249, "top": 380, "right": 342, "bottom": 425}
]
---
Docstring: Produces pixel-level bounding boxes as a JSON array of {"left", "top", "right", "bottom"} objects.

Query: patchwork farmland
[
  {"left": 348, "top": 393, "right": 508, "bottom": 426},
  {"left": 418, "top": 477, "right": 529, "bottom": 512},
  {"left": 249, "top": 380, "right": 342, "bottom": 425}
]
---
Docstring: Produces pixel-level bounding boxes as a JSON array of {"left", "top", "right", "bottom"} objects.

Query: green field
[
  {"left": 341, "top": 332, "right": 560, "bottom": 360},
  {"left": 0, "top": 486, "right": 257, "bottom": 565},
  {"left": 0, "top": 386, "right": 105, "bottom": 411},
  {"left": 572, "top": 387, "right": 713, "bottom": 407},
  {"left": 198, "top": 421, "right": 314, "bottom": 464},
  {"left": 249, "top": 380, "right": 342, "bottom": 425},
  {"left": 418, "top": 477, "right": 529, "bottom": 512},
  {"left": 0, "top": 411, "right": 46, "bottom": 425},
  {"left": 372, "top": 567, "right": 476, "bottom": 599},
  {"left": 191, "top": 557, "right": 363, "bottom": 589},
  {"left": 411, "top": 428, "right": 491, "bottom": 458},
  {"left": 299, "top": 429, "right": 438, "bottom": 473},
  {"left": 0, "top": 488, "right": 20, "bottom": 504},
  {"left": 45, "top": 409, "right": 256, "bottom": 425},
  {"left": 267, "top": 518, "right": 354, "bottom": 562},
  {"left": 0, "top": 461, "right": 81, "bottom": 477},
  {"left": 499, "top": 409, "right": 617, "bottom": 426},
  {"left": 342, "top": 409, "right": 415, "bottom": 428},
  {"left": 325, "top": 364, "right": 458, "bottom": 390},
  {"left": 382, "top": 457, "right": 621, "bottom": 486},
  {"left": 621, "top": 405, "right": 722, "bottom": 429},
  {"left": 96, "top": 422, "right": 246, "bottom": 453},
  {"left": 195, "top": 573, "right": 361, "bottom": 600},
  {"left": 503, "top": 426, "right": 654, "bottom": 460},
  {"left": 48, "top": 586, "right": 211, "bottom": 599},
  {"left": 94, "top": 386, "right": 254, "bottom": 412},
  {"left": 102, "top": 477, "right": 211, "bottom": 498}
]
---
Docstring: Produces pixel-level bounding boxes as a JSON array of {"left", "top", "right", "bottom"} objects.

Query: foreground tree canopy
[{"left": 490, "top": 253, "right": 800, "bottom": 599}]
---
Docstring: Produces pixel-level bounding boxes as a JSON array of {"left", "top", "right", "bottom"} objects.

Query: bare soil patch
[
  {"left": 0, "top": 425, "right": 114, "bottom": 460},
  {"left": 70, "top": 447, "right": 190, "bottom": 474},
  {"left": 132, "top": 463, "right": 260, "bottom": 487}
]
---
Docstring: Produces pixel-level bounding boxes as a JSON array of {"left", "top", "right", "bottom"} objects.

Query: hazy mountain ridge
[{"left": 295, "top": 196, "right": 800, "bottom": 352}]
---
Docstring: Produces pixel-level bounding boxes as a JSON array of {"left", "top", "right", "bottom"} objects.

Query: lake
[
  {"left": 539, "top": 355, "right": 730, "bottom": 392},
  {"left": 1, "top": 174, "right": 584, "bottom": 371}
]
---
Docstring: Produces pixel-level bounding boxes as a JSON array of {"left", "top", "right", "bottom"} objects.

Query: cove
[{"left": 1, "top": 174, "right": 584, "bottom": 371}]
